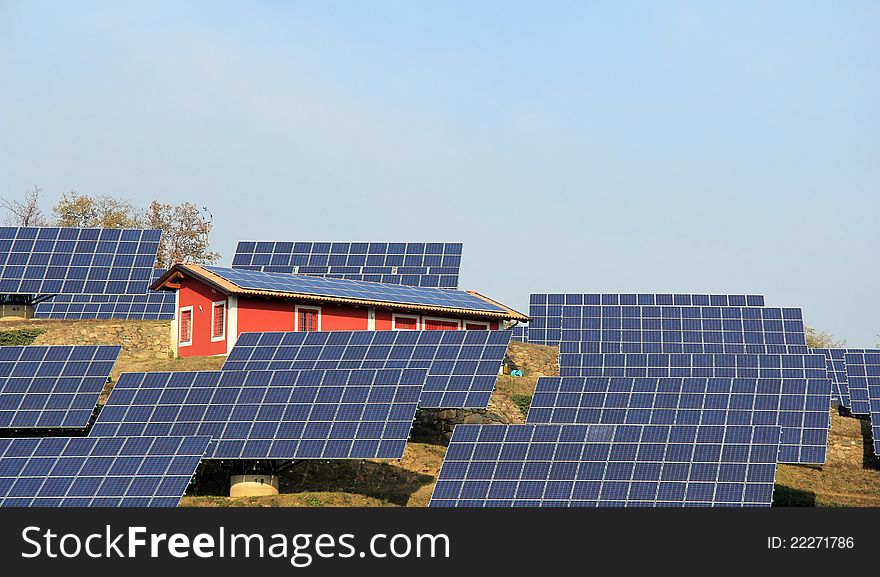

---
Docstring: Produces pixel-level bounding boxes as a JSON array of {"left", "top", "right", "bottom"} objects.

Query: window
[
  {"left": 423, "top": 317, "right": 460, "bottom": 331},
  {"left": 464, "top": 320, "right": 490, "bottom": 330},
  {"left": 179, "top": 307, "right": 193, "bottom": 346},
  {"left": 392, "top": 314, "right": 419, "bottom": 330},
  {"left": 211, "top": 301, "right": 226, "bottom": 341},
  {"left": 296, "top": 305, "right": 321, "bottom": 332}
]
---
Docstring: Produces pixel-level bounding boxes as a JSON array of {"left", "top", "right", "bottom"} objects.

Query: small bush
[
  {"left": 0, "top": 328, "right": 43, "bottom": 346},
  {"left": 509, "top": 394, "right": 532, "bottom": 418}
]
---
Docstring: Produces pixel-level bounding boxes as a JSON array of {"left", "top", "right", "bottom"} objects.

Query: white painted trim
[
  {"left": 226, "top": 295, "right": 239, "bottom": 354},
  {"left": 294, "top": 304, "right": 322, "bottom": 332},
  {"left": 422, "top": 316, "right": 462, "bottom": 330},
  {"left": 367, "top": 307, "right": 376, "bottom": 331},
  {"left": 211, "top": 301, "right": 227, "bottom": 342},
  {"left": 463, "top": 319, "right": 491, "bottom": 330},
  {"left": 392, "top": 313, "right": 420, "bottom": 330},
  {"left": 178, "top": 306, "right": 194, "bottom": 347},
  {"left": 171, "top": 289, "right": 180, "bottom": 356}
]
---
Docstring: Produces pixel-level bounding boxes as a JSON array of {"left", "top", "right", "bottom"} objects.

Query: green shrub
[
  {"left": 509, "top": 394, "right": 532, "bottom": 418},
  {"left": 0, "top": 328, "right": 43, "bottom": 346}
]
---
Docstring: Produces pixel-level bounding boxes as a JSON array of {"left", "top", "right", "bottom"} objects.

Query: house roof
[{"left": 152, "top": 264, "right": 529, "bottom": 321}]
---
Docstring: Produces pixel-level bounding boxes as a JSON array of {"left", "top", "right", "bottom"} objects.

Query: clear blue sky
[{"left": 1, "top": 1, "right": 877, "bottom": 345}]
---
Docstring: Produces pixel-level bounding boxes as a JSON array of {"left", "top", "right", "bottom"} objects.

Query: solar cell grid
[
  {"left": 525, "top": 375, "right": 830, "bottom": 464},
  {"left": 0, "top": 345, "right": 121, "bottom": 429},
  {"left": 511, "top": 325, "right": 528, "bottom": 343},
  {"left": 529, "top": 299, "right": 806, "bottom": 354},
  {"left": 90, "top": 368, "right": 428, "bottom": 460},
  {"left": 0, "top": 435, "right": 210, "bottom": 507},
  {"left": 429, "top": 423, "right": 781, "bottom": 507},
  {"left": 223, "top": 330, "right": 512, "bottom": 408},
  {"left": 205, "top": 266, "right": 504, "bottom": 313},
  {"left": 34, "top": 269, "right": 175, "bottom": 320},
  {"left": 810, "top": 348, "right": 851, "bottom": 408},
  {"left": 231, "top": 241, "right": 463, "bottom": 288},
  {"left": 843, "top": 351, "right": 880, "bottom": 417},
  {"left": 0, "top": 227, "right": 161, "bottom": 295}
]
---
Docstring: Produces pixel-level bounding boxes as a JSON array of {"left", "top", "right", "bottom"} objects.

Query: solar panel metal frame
[
  {"left": 33, "top": 269, "right": 175, "bottom": 320},
  {"left": 429, "top": 423, "right": 781, "bottom": 507},
  {"left": 0, "top": 345, "right": 121, "bottom": 429},
  {"left": 203, "top": 266, "right": 503, "bottom": 313},
  {"left": 231, "top": 241, "right": 463, "bottom": 288},
  {"left": 526, "top": 374, "right": 830, "bottom": 465},
  {"left": 0, "top": 435, "right": 210, "bottom": 507},
  {"left": 0, "top": 227, "right": 161, "bottom": 295},
  {"left": 90, "top": 368, "right": 428, "bottom": 460},
  {"left": 222, "top": 330, "right": 512, "bottom": 408},
  {"left": 809, "top": 348, "right": 850, "bottom": 408}
]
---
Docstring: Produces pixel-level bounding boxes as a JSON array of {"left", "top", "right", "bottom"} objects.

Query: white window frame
[
  {"left": 178, "top": 306, "right": 194, "bottom": 347},
  {"left": 294, "top": 304, "right": 322, "bottom": 332},
  {"left": 421, "top": 316, "right": 462, "bottom": 330},
  {"left": 463, "top": 319, "right": 491, "bottom": 330},
  {"left": 211, "top": 301, "right": 226, "bottom": 342},
  {"left": 392, "top": 313, "right": 420, "bottom": 331}
]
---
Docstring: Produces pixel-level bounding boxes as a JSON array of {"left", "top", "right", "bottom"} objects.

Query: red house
[{"left": 152, "top": 264, "right": 528, "bottom": 358}]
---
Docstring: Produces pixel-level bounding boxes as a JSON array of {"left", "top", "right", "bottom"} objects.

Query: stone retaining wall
[
  {"left": 33, "top": 320, "right": 172, "bottom": 358},
  {"left": 412, "top": 393, "right": 525, "bottom": 441}
]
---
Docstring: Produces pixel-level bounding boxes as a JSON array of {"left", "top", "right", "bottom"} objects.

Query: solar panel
[
  {"left": 90, "top": 368, "right": 427, "bottom": 460},
  {"left": 429, "top": 423, "right": 781, "bottom": 507},
  {"left": 559, "top": 352, "right": 829, "bottom": 379},
  {"left": 0, "top": 227, "right": 161, "bottom": 295},
  {"left": 511, "top": 325, "right": 528, "bottom": 343},
  {"left": 0, "top": 435, "right": 210, "bottom": 507},
  {"left": 33, "top": 269, "right": 175, "bottom": 320},
  {"left": 232, "top": 241, "right": 463, "bottom": 288},
  {"left": 204, "top": 266, "right": 502, "bottom": 313},
  {"left": 0, "top": 345, "right": 121, "bottom": 429},
  {"left": 843, "top": 351, "right": 880, "bottom": 416},
  {"left": 526, "top": 375, "right": 830, "bottom": 464},
  {"left": 223, "top": 330, "right": 512, "bottom": 408},
  {"left": 851, "top": 353, "right": 880, "bottom": 455},
  {"left": 810, "top": 348, "right": 850, "bottom": 408},
  {"left": 529, "top": 297, "right": 806, "bottom": 354}
]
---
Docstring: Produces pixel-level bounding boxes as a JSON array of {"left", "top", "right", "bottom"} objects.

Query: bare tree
[
  {"left": 1, "top": 186, "right": 49, "bottom": 226},
  {"left": 146, "top": 200, "right": 220, "bottom": 268},
  {"left": 805, "top": 326, "right": 846, "bottom": 348}
]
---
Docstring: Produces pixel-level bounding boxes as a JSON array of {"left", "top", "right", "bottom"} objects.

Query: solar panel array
[
  {"left": 529, "top": 300, "right": 807, "bottom": 355},
  {"left": 810, "top": 348, "right": 850, "bottom": 408},
  {"left": 430, "top": 423, "right": 781, "bottom": 507},
  {"left": 526, "top": 376, "right": 830, "bottom": 464},
  {"left": 0, "top": 345, "right": 121, "bottom": 429},
  {"left": 0, "top": 435, "right": 210, "bottom": 507},
  {"left": 232, "top": 241, "right": 463, "bottom": 288},
  {"left": 33, "top": 269, "right": 175, "bottom": 320},
  {"left": 843, "top": 351, "right": 880, "bottom": 418},
  {"left": 204, "top": 266, "right": 504, "bottom": 313},
  {"left": 559, "top": 352, "right": 828, "bottom": 379},
  {"left": 90, "top": 368, "right": 427, "bottom": 460},
  {"left": 0, "top": 227, "right": 160, "bottom": 295},
  {"left": 511, "top": 325, "right": 528, "bottom": 343},
  {"left": 222, "top": 330, "right": 512, "bottom": 408}
]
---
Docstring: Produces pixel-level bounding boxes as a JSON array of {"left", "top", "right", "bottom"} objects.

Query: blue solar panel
[
  {"left": 203, "top": 266, "right": 503, "bottom": 313},
  {"left": 90, "top": 368, "right": 427, "bottom": 459},
  {"left": 529, "top": 297, "right": 806, "bottom": 354},
  {"left": 526, "top": 375, "right": 830, "bottom": 464},
  {"left": 810, "top": 348, "right": 851, "bottom": 408},
  {"left": 843, "top": 351, "right": 880, "bottom": 416},
  {"left": 231, "top": 241, "right": 463, "bottom": 288},
  {"left": 559, "top": 352, "right": 829, "bottom": 379},
  {"left": 850, "top": 353, "right": 880, "bottom": 455},
  {"left": 0, "top": 227, "right": 161, "bottom": 295},
  {"left": 429, "top": 423, "right": 781, "bottom": 507},
  {"left": 0, "top": 345, "right": 121, "bottom": 428},
  {"left": 0, "top": 435, "right": 210, "bottom": 507},
  {"left": 33, "top": 269, "right": 175, "bottom": 320},
  {"left": 223, "top": 330, "right": 511, "bottom": 408},
  {"left": 511, "top": 325, "right": 528, "bottom": 343}
]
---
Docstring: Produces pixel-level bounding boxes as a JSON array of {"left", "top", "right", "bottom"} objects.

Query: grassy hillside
[{"left": 9, "top": 320, "right": 880, "bottom": 507}]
